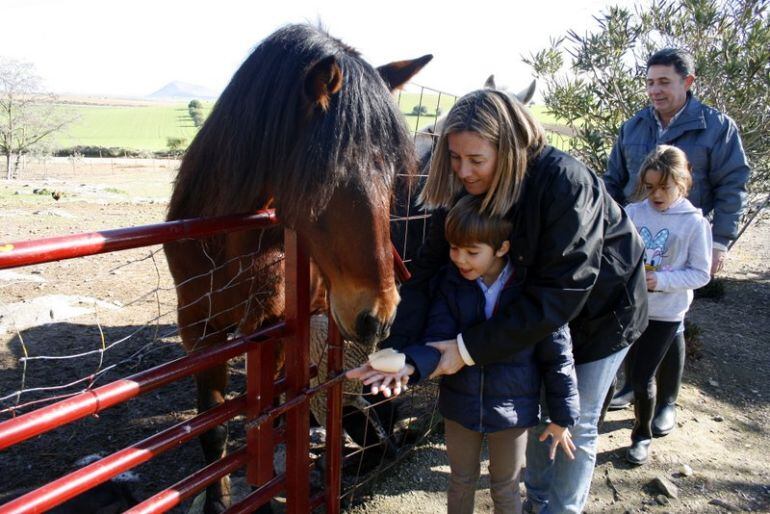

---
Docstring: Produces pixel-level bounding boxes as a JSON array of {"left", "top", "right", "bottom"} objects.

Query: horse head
[{"left": 271, "top": 32, "right": 432, "bottom": 346}]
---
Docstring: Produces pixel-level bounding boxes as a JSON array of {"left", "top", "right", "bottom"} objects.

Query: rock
[
  {"left": 708, "top": 379, "right": 720, "bottom": 387},
  {"left": 679, "top": 463, "right": 694, "bottom": 477},
  {"left": 652, "top": 476, "right": 679, "bottom": 498},
  {"left": 708, "top": 498, "right": 740, "bottom": 511},
  {"left": 713, "top": 415, "right": 725, "bottom": 422},
  {"left": 655, "top": 494, "right": 670, "bottom": 505}
]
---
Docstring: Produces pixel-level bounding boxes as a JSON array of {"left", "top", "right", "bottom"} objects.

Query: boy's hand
[
  {"left": 345, "top": 363, "right": 414, "bottom": 397},
  {"left": 539, "top": 423, "right": 576, "bottom": 460}
]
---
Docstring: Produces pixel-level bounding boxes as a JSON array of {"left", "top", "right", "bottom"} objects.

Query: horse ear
[
  {"left": 516, "top": 79, "right": 537, "bottom": 104},
  {"left": 377, "top": 54, "right": 433, "bottom": 91},
  {"left": 484, "top": 75, "right": 496, "bottom": 88},
  {"left": 305, "top": 55, "right": 344, "bottom": 111}
]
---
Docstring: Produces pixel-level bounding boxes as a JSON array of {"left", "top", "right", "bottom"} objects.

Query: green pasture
[
  {"left": 54, "top": 102, "right": 214, "bottom": 152},
  {"left": 50, "top": 97, "right": 570, "bottom": 152}
]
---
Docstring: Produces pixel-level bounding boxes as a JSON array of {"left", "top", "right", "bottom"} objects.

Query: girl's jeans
[{"left": 524, "top": 347, "right": 629, "bottom": 514}]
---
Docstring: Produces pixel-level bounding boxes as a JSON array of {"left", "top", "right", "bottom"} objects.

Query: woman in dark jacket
[{"left": 354, "top": 89, "right": 648, "bottom": 514}]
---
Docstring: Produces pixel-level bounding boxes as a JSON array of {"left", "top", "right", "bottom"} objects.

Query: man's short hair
[{"left": 646, "top": 48, "right": 695, "bottom": 78}]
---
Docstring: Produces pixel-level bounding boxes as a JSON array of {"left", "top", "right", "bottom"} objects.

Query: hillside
[{"left": 148, "top": 81, "right": 218, "bottom": 100}]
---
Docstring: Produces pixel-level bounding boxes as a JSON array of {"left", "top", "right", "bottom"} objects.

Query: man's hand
[
  {"left": 426, "top": 339, "right": 466, "bottom": 379},
  {"left": 539, "top": 423, "right": 576, "bottom": 460},
  {"left": 711, "top": 247, "right": 726, "bottom": 275}
]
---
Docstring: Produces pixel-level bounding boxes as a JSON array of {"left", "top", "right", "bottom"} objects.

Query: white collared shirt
[
  {"left": 654, "top": 98, "right": 689, "bottom": 137},
  {"left": 456, "top": 261, "right": 512, "bottom": 366}
]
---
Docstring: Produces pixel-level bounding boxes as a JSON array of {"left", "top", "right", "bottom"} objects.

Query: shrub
[
  {"left": 411, "top": 105, "right": 428, "bottom": 116},
  {"left": 166, "top": 137, "right": 187, "bottom": 153}
]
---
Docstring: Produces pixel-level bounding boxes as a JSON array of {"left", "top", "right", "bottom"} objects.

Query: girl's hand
[
  {"left": 539, "top": 423, "right": 576, "bottom": 460},
  {"left": 345, "top": 363, "right": 414, "bottom": 397},
  {"left": 645, "top": 271, "right": 658, "bottom": 291}
]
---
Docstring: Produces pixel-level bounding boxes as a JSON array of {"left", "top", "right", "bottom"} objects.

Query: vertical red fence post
[
  {"left": 283, "top": 228, "right": 311, "bottom": 513},
  {"left": 325, "top": 318, "right": 343, "bottom": 514},
  {"left": 246, "top": 330, "right": 276, "bottom": 494}
]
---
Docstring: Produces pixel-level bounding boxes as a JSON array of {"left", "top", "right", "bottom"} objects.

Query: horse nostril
[{"left": 355, "top": 312, "right": 381, "bottom": 345}]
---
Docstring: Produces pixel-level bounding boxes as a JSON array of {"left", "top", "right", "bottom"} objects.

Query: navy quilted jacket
[{"left": 402, "top": 263, "right": 580, "bottom": 433}]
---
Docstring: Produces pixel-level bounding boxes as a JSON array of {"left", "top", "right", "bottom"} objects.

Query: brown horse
[{"left": 163, "top": 24, "right": 431, "bottom": 513}]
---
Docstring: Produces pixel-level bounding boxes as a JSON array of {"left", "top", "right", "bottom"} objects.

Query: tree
[
  {"left": 0, "top": 57, "right": 74, "bottom": 180},
  {"left": 187, "top": 99, "right": 205, "bottom": 127},
  {"left": 524, "top": 0, "right": 770, "bottom": 194}
]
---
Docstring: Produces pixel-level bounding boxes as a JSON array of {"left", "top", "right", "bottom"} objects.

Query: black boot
[
  {"left": 609, "top": 347, "right": 637, "bottom": 410},
  {"left": 653, "top": 332, "right": 685, "bottom": 436},
  {"left": 627, "top": 395, "right": 655, "bottom": 465}
]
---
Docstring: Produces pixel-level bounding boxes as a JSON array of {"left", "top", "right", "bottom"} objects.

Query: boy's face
[{"left": 449, "top": 241, "right": 510, "bottom": 285}]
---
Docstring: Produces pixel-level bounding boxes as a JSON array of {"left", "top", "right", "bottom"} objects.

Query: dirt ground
[{"left": 1, "top": 159, "right": 769, "bottom": 513}]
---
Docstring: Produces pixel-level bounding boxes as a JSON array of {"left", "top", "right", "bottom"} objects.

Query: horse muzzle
[{"left": 354, "top": 311, "right": 392, "bottom": 346}]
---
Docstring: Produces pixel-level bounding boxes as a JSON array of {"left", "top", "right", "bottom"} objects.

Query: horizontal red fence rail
[
  {"left": 0, "top": 210, "right": 412, "bottom": 283},
  {"left": 124, "top": 447, "right": 250, "bottom": 514},
  {"left": 0, "top": 397, "right": 248, "bottom": 514},
  {"left": 0, "top": 323, "right": 285, "bottom": 449},
  {"left": 0, "top": 211, "right": 279, "bottom": 270}
]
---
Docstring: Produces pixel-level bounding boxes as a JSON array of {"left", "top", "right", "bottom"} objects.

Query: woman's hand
[
  {"left": 539, "top": 422, "right": 576, "bottom": 460},
  {"left": 345, "top": 363, "right": 414, "bottom": 397},
  {"left": 426, "top": 339, "right": 466, "bottom": 379}
]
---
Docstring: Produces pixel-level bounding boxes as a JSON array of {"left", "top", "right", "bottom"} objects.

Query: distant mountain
[{"left": 148, "top": 81, "right": 218, "bottom": 100}]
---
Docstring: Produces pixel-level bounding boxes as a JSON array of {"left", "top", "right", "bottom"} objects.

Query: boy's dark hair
[
  {"left": 646, "top": 48, "right": 695, "bottom": 78},
  {"left": 445, "top": 195, "right": 512, "bottom": 250}
]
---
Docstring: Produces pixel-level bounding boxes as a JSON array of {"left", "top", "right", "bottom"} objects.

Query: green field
[
  {"left": 51, "top": 96, "right": 569, "bottom": 152},
  {"left": 55, "top": 102, "right": 214, "bottom": 152}
]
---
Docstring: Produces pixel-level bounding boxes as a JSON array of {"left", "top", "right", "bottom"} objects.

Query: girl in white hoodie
[{"left": 624, "top": 145, "right": 712, "bottom": 465}]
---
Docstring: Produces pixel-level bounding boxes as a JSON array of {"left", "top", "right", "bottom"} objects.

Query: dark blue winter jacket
[{"left": 402, "top": 263, "right": 580, "bottom": 433}]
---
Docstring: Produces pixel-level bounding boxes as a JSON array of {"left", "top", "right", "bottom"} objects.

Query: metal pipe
[
  {"left": 0, "top": 211, "right": 279, "bottom": 270},
  {"left": 124, "top": 447, "right": 249, "bottom": 514},
  {"left": 0, "top": 323, "right": 284, "bottom": 450},
  {"left": 0, "top": 397, "right": 247, "bottom": 514}
]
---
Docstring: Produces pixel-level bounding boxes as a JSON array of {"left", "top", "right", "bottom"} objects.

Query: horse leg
[{"left": 194, "top": 363, "right": 231, "bottom": 514}]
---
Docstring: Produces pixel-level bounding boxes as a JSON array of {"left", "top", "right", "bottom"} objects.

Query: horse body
[{"left": 163, "top": 24, "right": 430, "bottom": 513}]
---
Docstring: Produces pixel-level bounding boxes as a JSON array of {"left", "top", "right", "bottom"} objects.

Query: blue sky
[{"left": 2, "top": 0, "right": 634, "bottom": 98}]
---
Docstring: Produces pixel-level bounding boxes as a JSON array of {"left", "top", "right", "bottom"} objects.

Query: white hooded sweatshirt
[{"left": 625, "top": 197, "right": 712, "bottom": 322}]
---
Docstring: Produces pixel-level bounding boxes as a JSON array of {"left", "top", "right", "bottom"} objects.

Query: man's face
[{"left": 646, "top": 64, "right": 694, "bottom": 121}]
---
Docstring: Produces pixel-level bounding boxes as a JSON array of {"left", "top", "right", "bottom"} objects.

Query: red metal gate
[{"left": 0, "top": 211, "right": 407, "bottom": 513}]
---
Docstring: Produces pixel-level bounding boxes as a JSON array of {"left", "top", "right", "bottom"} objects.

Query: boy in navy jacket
[{"left": 360, "top": 195, "right": 579, "bottom": 514}]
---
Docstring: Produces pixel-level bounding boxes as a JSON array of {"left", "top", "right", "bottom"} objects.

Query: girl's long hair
[
  {"left": 632, "top": 145, "right": 692, "bottom": 201},
  {"left": 418, "top": 89, "right": 546, "bottom": 217}
]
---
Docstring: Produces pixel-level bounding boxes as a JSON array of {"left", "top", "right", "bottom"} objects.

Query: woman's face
[{"left": 448, "top": 131, "right": 498, "bottom": 196}]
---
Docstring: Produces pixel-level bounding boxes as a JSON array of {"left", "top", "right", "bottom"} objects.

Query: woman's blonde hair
[
  {"left": 632, "top": 145, "right": 692, "bottom": 201},
  {"left": 418, "top": 89, "right": 546, "bottom": 217}
]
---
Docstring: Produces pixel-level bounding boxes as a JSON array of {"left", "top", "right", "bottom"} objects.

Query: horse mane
[{"left": 167, "top": 24, "right": 416, "bottom": 225}]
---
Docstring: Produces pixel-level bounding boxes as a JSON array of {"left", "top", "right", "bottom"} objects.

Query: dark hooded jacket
[{"left": 386, "top": 145, "right": 648, "bottom": 365}]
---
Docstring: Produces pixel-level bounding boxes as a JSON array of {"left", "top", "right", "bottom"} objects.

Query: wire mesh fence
[{"left": 0, "top": 83, "right": 460, "bottom": 512}]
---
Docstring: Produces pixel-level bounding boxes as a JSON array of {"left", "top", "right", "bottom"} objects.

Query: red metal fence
[{"left": 0, "top": 211, "right": 406, "bottom": 513}]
